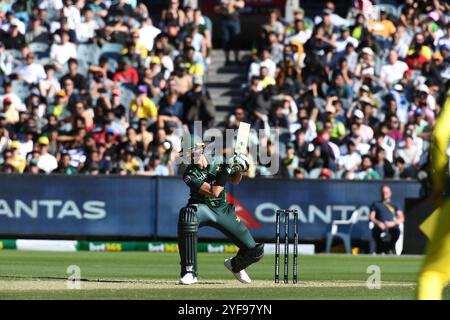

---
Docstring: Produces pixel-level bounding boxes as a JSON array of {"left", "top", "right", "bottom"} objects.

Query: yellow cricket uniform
[
  {"left": 121, "top": 44, "right": 148, "bottom": 59},
  {"left": 130, "top": 97, "right": 158, "bottom": 121},
  {"left": 12, "top": 156, "right": 27, "bottom": 173},
  {"left": 417, "top": 93, "right": 450, "bottom": 300},
  {"left": 184, "top": 62, "right": 204, "bottom": 77},
  {"left": 259, "top": 76, "right": 276, "bottom": 89}
]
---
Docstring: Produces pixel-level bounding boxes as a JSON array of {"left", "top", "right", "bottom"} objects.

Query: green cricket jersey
[{"left": 183, "top": 156, "right": 227, "bottom": 207}]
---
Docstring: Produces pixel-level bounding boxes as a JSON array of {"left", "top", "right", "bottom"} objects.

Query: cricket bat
[{"left": 235, "top": 122, "right": 251, "bottom": 155}]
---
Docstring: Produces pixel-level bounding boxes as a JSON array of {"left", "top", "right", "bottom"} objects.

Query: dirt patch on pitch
[{"left": 0, "top": 279, "right": 416, "bottom": 291}]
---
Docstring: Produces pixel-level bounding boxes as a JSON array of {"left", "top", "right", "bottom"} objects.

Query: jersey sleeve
[
  {"left": 183, "top": 171, "right": 204, "bottom": 192},
  {"left": 431, "top": 94, "right": 450, "bottom": 194}
]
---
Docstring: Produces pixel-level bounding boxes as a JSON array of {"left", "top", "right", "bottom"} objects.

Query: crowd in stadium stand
[
  {"left": 0, "top": 0, "right": 213, "bottom": 176},
  {"left": 241, "top": 0, "right": 450, "bottom": 179},
  {"left": 0, "top": 0, "right": 449, "bottom": 180}
]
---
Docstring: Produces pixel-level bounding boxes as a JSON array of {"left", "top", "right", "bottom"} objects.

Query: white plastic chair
[{"left": 325, "top": 209, "right": 361, "bottom": 254}]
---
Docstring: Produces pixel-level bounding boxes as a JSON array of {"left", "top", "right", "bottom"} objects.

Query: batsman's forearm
[
  {"left": 198, "top": 182, "right": 224, "bottom": 198},
  {"left": 211, "top": 185, "right": 225, "bottom": 197}
]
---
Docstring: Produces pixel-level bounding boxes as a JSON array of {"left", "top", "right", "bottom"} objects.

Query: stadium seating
[
  {"left": 11, "top": 80, "right": 30, "bottom": 101},
  {"left": 77, "top": 44, "right": 101, "bottom": 66},
  {"left": 28, "top": 42, "right": 50, "bottom": 59},
  {"left": 100, "top": 43, "right": 124, "bottom": 63},
  {"left": 4, "top": 49, "right": 22, "bottom": 60}
]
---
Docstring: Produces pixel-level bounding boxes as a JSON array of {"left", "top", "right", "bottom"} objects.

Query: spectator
[
  {"left": 368, "top": 9, "right": 396, "bottom": 41},
  {"left": 326, "top": 72, "right": 355, "bottom": 102},
  {"left": 13, "top": 52, "right": 46, "bottom": 84},
  {"left": 1, "top": 80, "right": 22, "bottom": 112},
  {"left": 2, "top": 97, "right": 19, "bottom": 124},
  {"left": 248, "top": 48, "right": 277, "bottom": 81},
  {"left": 60, "top": 58, "right": 87, "bottom": 93},
  {"left": 57, "top": 152, "right": 78, "bottom": 175},
  {"left": 285, "top": 19, "right": 311, "bottom": 45},
  {"left": 138, "top": 17, "right": 161, "bottom": 52},
  {"left": 136, "top": 118, "right": 153, "bottom": 152},
  {"left": 182, "top": 46, "right": 204, "bottom": 77},
  {"left": 353, "top": 106, "right": 373, "bottom": 143},
  {"left": 130, "top": 85, "right": 158, "bottom": 125},
  {"left": 39, "top": 64, "right": 60, "bottom": 99},
  {"left": 354, "top": 47, "right": 376, "bottom": 80},
  {"left": 355, "top": 155, "right": 380, "bottom": 180},
  {"left": 159, "top": 92, "right": 183, "bottom": 127},
  {"left": 214, "top": 0, "right": 245, "bottom": 65},
  {"left": 76, "top": 7, "right": 99, "bottom": 43},
  {"left": 139, "top": 152, "right": 170, "bottom": 176},
  {"left": 335, "top": 26, "right": 358, "bottom": 53},
  {"left": 36, "top": 135, "right": 58, "bottom": 173},
  {"left": 405, "top": 33, "right": 432, "bottom": 70},
  {"left": 49, "top": 30, "right": 77, "bottom": 70},
  {"left": 1, "top": 22, "right": 26, "bottom": 50},
  {"left": 109, "top": 0, "right": 134, "bottom": 18},
  {"left": 9, "top": 140, "right": 26, "bottom": 172},
  {"left": 380, "top": 50, "right": 409, "bottom": 88},
  {"left": 323, "top": 99, "right": 346, "bottom": 144},
  {"left": 264, "top": 9, "right": 284, "bottom": 41},
  {"left": 350, "top": 13, "right": 369, "bottom": 41},
  {"left": 172, "top": 64, "right": 193, "bottom": 96},
  {"left": 373, "top": 146, "right": 394, "bottom": 179},
  {"left": 183, "top": 76, "right": 214, "bottom": 130},
  {"left": 25, "top": 16, "right": 50, "bottom": 43},
  {"left": 395, "top": 134, "right": 421, "bottom": 169},
  {"left": 339, "top": 139, "right": 361, "bottom": 172},
  {"left": 267, "top": 32, "right": 284, "bottom": 65},
  {"left": 369, "top": 185, "right": 405, "bottom": 254},
  {"left": 319, "top": 167, "right": 332, "bottom": 179},
  {"left": 113, "top": 58, "right": 139, "bottom": 85}
]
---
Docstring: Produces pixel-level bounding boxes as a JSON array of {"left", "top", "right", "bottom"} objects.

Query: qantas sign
[{"left": 227, "top": 193, "right": 370, "bottom": 229}]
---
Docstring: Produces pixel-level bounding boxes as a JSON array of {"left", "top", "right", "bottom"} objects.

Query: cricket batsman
[
  {"left": 417, "top": 92, "right": 450, "bottom": 299},
  {"left": 177, "top": 135, "right": 264, "bottom": 285}
]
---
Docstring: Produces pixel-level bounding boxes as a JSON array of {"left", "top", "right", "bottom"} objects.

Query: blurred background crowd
[{"left": 0, "top": 0, "right": 449, "bottom": 180}]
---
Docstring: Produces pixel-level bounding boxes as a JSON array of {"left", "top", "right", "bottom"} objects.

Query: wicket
[{"left": 275, "top": 209, "right": 299, "bottom": 284}]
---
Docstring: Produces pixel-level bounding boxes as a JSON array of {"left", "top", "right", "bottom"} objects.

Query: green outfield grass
[{"left": 0, "top": 250, "right": 448, "bottom": 300}]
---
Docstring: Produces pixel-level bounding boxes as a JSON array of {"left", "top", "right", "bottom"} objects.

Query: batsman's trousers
[{"left": 192, "top": 202, "right": 256, "bottom": 250}]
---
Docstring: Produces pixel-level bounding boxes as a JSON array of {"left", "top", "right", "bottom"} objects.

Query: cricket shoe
[
  {"left": 179, "top": 272, "right": 198, "bottom": 285},
  {"left": 224, "top": 258, "right": 252, "bottom": 284}
]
